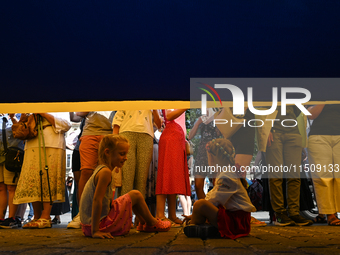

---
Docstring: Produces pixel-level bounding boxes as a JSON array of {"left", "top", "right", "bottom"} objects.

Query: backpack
[{"left": 247, "top": 179, "right": 263, "bottom": 211}]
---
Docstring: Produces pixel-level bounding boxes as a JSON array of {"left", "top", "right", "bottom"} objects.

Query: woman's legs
[
  {"left": 167, "top": 194, "right": 180, "bottom": 223},
  {"left": 128, "top": 190, "right": 157, "bottom": 226},
  {"left": 32, "top": 202, "right": 53, "bottom": 220},
  {"left": 0, "top": 182, "right": 7, "bottom": 219},
  {"left": 7, "top": 185, "right": 18, "bottom": 218},
  {"left": 156, "top": 194, "right": 167, "bottom": 219},
  {"left": 178, "top": 195, "right": 188, "bottom": 215},
  {"left": 195, "top": 176, "right": 206, "bottom": 200},
  {"left": 186, "top": 195, "right": 192, "bottom": 215}
]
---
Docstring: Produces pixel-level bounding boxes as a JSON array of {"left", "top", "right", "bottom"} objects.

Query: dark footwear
[
  {"left": 313, "top": 215, "right": 327, "bottom": 224},
  {"left": 51, "top": 218, "right": 61, "bottom": 224},
  {"left": 328, "top": 217, "right": 340, "bottom": 226},
  {"left": 0, "top": 217, "right": 22, "bottom": 229},
  {"left": 289, "top": 215, "right": 313, "bottom": 226},
  {"left": 184, "top": 224, "right": 220, "bottom": 239},
  {"left": 274, "top": 213, "right": 295, "bottom": 226}
]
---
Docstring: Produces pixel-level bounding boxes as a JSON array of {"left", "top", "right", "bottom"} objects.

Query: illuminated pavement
[{"left": 1, "top": 212, "right": 339, "bottom": 255}]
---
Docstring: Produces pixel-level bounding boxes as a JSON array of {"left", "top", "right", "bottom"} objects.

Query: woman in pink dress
[{"left": 156, "top": 109, "right": 191, "bottom": 225}]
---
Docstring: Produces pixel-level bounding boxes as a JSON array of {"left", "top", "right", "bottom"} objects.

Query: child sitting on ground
[
  {"left": 183, "top": 138, "right": 256, "bottom": 239},
  {"left": 80, "top": 134, "right": 171, "bottom": 238}
]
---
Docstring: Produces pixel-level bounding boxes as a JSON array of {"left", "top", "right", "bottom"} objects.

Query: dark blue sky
[{"left": 1, "top": 1, "right": 339, "bottom": 103}]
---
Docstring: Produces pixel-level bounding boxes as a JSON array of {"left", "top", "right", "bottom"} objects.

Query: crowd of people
[{"left": 0, "top": 105, "right": 339, "bottom": 239}]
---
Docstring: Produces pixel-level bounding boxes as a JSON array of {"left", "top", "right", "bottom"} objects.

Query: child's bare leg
[
  {"left": 191, "top": 199, "right": 219, "bottom": 228},
  {"left": 128, "top": 190, "right": 157, "bottom": 226}
]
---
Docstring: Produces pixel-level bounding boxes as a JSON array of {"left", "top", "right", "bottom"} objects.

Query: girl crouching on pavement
[
  {"left": 183, "top": 138, "right": 256, "bottom": 239},
  {"left": 80, "top": 134, "right": 171, "bottom": 238}
]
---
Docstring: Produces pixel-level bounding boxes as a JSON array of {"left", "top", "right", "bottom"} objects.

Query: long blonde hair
[
  {"left": 98, "top": 134, "right": 129, "bottom": 166},
  {"left": 205, "top": 138, "right": 235, "bottom": 166}
]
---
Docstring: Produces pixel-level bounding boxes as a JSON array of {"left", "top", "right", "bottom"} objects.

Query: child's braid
[{"left": 205, "top": 138, "right": 235, "bottom": 166}]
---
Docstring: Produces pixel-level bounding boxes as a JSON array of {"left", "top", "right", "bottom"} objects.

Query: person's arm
[
  {"left": 112, "top": 111, "right": 125, "bottom": 134},
  {"left": 188, "top": 117, "right": 203, "bottom": 140},
  {"left": 152, "top": 110, "right": 162, "bottom": 130},
  {"left": 38, "top": 113, "right": 55, "bottom": 127},
  {"left": 112, "top": 125, "right": 120, "bottom": 134},
  {"left": 69, "top": 112, "right": 83, "bottom": 122},
  {"left": 38, "top": 113, "right": 71, "bottom": 133},
  {"left": 267, "top": 131, "right": 274, "bottom": 147},
  {"left": 76, "top": 112, "right": 90, "bottom": 117},
  {"left": 165, "top": 109, "right": 187, "bottom": 121},
  {"left": 8, "top": 114, "right": 18, "bottom": 124},
  {"left": 92, "top": 168, "right": 114, "bottom": 239},
  {"left": 307, "top": 105, "right": 325, "bottom": 120}
]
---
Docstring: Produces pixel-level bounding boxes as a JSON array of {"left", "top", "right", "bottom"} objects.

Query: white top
[
  {"left": 112, "top": 110, "right": 154, "bottom": 137},
  {"left": 25, "top": 113, "right": 71, "bottom": 150},
  {"left": 205, "top": 171, "right": 256, "bottom": 212},
  {"left": 82, "top": 111, "right": 113, "bottom": 136}
]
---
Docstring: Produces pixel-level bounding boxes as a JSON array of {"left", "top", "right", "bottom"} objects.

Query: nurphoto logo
[{"left": 200, "top": 84, "right": 311, "bottom": 116}]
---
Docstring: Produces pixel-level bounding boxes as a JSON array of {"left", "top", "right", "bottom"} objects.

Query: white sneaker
[{"left": 67, "top": 213, "right": 81, "bottom": 229}]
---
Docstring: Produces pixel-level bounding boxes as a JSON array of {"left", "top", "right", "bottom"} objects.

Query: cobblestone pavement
[{"left": 1, "top": 223, "right": 339, "bottom": 255}]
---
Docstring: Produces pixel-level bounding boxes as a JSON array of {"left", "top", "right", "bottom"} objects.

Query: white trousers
[{"left": 308, "top": 135, "right": 340, "bottom": 214}]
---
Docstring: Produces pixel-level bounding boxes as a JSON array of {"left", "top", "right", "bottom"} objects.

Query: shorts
[
  {"left": 79, "top": 135, "right": 105, "bottom": 171},
  {"left": 81, "top": 193, "right": 133, "bottom": 237},
  {"left": 0, "top": 162, "right": 18, "bottom": 185}
]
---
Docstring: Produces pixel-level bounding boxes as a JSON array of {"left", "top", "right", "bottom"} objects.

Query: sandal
[
  {"left": 313, "top": 215, "right": 327, "bottom": 224},
  {"left": 250, "top": 216, "right": 267, "bottom": 227},
  {"left": 144, "top": 219, "right": 171, "bottom": 232},
  {"left": 328, "top": 217, "right": 340, "bottom": 226},
  {"left": 136, "top": 222, "right": 144, "bottom": 231},
  {"left": 29, "top": 218, "right": 52, "bottom": 229},
  {"left": 23, "top": 219, "right": 38, "bottom": 229},
  {"left": 161, "top": 217, "right": 182, "bottom": 228}
]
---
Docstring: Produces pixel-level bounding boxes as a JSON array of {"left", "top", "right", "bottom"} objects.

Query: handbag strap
[
  {"left": 37, "top": 114, "right": 53, "bottom": 206},
  {"left": 2, "top": 117, "right": 8, "bottom": 153}
]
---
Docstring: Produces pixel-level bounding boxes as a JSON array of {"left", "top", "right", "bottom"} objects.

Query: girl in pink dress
[
  {"left": 80, "top": 134, "right": 171, "bottom": 238},
  {"left": 156, "top": 109, "right": 191, "bottom": 225}
]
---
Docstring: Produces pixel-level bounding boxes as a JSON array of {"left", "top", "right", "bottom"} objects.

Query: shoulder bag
[{"left": 2, "top": 117, "right": 24, "bottom": 183}]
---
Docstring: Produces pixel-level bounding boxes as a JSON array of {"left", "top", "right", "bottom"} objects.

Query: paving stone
[
  {"left": 206, "top": 239, "right": 245, "bottom": 248},
  {"left": 236, "top": 237, "right": 268, "bottom": 245},
  {"left": 114, "top": 248, "right": 162, "bottom": 255},
  {"left": 299, "top": 247, "right": 340, "bottom": 255},
  {"left": 66, "top": 253, "right": 108, "bottom": 255},
  {"left": 250, "top": 244, "right": 297, "bottom": 253},
  {"left": 131, "top": 240, "right": 170, "bottom": 248},
  {"left": 167, "top": 252, "right": 207, "bottom": 255},
  {"left": 167, "top": 244, "right": 205, "bottom": 252},
  {"left": 211, "top": 248, "right": 256, "bottom": 255},
  {"left": 80, "top": 243, "right": 128, "bottom": 252},
  {"left": 16, "top": 248, "right": 77, "bottom": 255}
]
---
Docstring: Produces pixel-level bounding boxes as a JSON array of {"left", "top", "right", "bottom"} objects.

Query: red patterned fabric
[
  {"left": 156, "top": 111, "right": 191, "bottom": 196},
  {"left": 81, "top": 193, "right": 133, "bottom": 237},
  {"left": 217, "top": 205, "right": 251, "bottom": 239}
]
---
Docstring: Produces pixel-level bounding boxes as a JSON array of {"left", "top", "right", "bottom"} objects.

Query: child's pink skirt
[
  {"left": 82, "top": 193, "right": 133, "bottom": 237},
  {"left": 217, "top": 205, "right": 251, "bottom": 240}
]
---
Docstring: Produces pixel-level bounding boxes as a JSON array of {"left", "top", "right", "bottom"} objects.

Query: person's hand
[
  {"left": 92, "top": 231, "right": 114, "bottom": 239},
  {"left": 267, "top": 132, "right": 274, "bottom": 147},
  {"left": 182, "top": 215, "right": 192, "bottom": 225}
]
